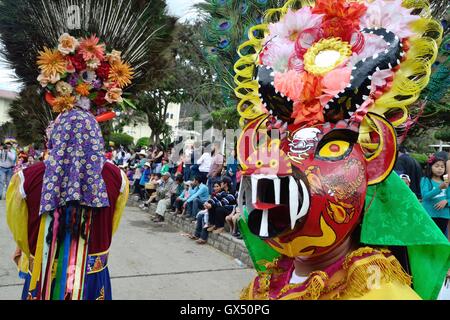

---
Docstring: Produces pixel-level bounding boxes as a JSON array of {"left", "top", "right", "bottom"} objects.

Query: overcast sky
[{"left": 0, "top": 0, "right": 204, "bottom": 92}]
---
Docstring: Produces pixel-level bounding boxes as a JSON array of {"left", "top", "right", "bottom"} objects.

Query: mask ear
[{"left": 362, "top": 113, "right": 397, "bottom": 186}]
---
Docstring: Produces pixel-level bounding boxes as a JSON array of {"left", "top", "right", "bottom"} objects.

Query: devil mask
[{"left": 235, "top": 0, "right": 442, "bottom": 259}]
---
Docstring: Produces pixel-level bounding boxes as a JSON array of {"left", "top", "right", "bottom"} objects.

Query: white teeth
[
  {"left": 259, "top": 210, "right": 269, "bottom": 237},
  {"left": 289, "top": 176, "right": 300, "bottom": 230},
  {"left": 251, "top": 175, "right": 258, "bottom": 204},
  {"left": 297, "top": 179, "right": 310, "bottom": 221},
  {"left": 274, "top": 178, "right": 281, "bottom": 205}
]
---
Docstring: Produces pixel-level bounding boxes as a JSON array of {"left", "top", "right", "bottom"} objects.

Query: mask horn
[{"left": 362, "top": 112, "right": 397, "bottom": 186}]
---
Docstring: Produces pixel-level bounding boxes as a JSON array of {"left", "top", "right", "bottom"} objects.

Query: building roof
[{"left": 0, "top": 89, "right": 18, "bottom": 100}]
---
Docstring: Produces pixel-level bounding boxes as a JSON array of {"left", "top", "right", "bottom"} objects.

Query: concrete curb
[{"left": 127, "top": 197, "right": 253, "bottom": 268}]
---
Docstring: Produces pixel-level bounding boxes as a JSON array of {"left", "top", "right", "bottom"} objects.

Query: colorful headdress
[
  {"left": 235, "top": 0, "right": 449, "bottom": 300},
  {"left": 37, "top": 33, "right": 134, "bottom": 122}
]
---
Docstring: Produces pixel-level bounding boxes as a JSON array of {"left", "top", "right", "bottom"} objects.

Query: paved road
[{"left": 0, "top": 202, "right": 255, "bottom": 300}]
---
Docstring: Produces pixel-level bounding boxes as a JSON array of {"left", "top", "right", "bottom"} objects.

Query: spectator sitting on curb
[
  {"left": 152, "top": 172, "right": 175, "bottom": 223},
  {"left": 202, "top": 182, "right": 222, "bottom": 230},
  {"left": 225, "top": 207, "right": 242, "bottom": 239},
  {"left": 174, "top": 181, "right": 192, "bottom": 215},
  {"left": 170, "top": 175, "right": 185, "bottom": 213},
  {"left": 182, "top": 175, "right": 209, "bottom": 222},
  {"left": 207, "top": 176, "right": 237, "bottom": 234}
]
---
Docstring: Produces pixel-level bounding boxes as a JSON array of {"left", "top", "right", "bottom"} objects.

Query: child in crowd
[
  {"left": 420, "top": 155, "right": 450, "bottom": 239},
  {"left": 400, "top": 174, "right": 411, "bottom": 187},
  {"left": 225, "top": 207, "right": 242, "bottom": 239},
  {"left": 174, "top": 181, "right": 192, "bottom": 215},
  {"left": 202, "top": 182, "right": 222, "bottom": 229}
]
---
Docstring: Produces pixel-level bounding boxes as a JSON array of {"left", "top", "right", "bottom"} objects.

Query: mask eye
[{"left": 317, "top": 140, "right": 351, "bottom": 160}]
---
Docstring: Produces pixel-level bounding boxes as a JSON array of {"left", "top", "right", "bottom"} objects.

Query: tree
[
  {"left": 109, "top": 132, "right": 134, "bottom": 148},
  {"left": 0, "top": 0, "right": 176, "bottom": 138}
]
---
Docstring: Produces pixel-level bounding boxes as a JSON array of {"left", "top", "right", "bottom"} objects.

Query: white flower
[
  {"left": 76, "top": 96, "right": 91, "bottom": 111},
  {"left": 37, "top": 73, "right": 50, "bottom": 87},
  {"left": 87, "top": 58, "right": 101, "bottom": 70},
  {"left": 268, "top": 7, "right": 323, "bottom": 42},
  {"left": 58, "top": 33, "right": 79, "bottom": 55},
  {"left": 261, "top": 38, "right": 296, "bottom": 73},
  {"left": 361, "top": 0, "right": 420, "bottom": 38}
]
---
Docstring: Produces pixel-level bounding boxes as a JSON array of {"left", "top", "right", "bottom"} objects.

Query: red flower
[
  {"left": 96, "top": 61, "right": 110, "bottom": 81},
  {"left": 69, "top": 53, "right": 87, "bottom": 72},
  {"left": 93, "top": 90, "right": 107, "bottom": 106},
  {"left": 313, "top": 0, "right": 367, "bottom": 40}
]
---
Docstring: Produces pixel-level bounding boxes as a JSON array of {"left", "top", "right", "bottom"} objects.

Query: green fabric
[
  {"left": 238, "top": 207, "right": 280, "bottom": 272},
  {"left": 362, "top": 172, "right": 450, "bottom": 300}
]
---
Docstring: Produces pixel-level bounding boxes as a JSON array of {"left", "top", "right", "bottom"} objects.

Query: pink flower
[
  {"left": 360, "top": 0, "right": 420, "bottom": 38},
  {"left": 274, "top": 70, "right": 305, "bottom": 101},
  {"left": 370, "top": 68, "right": 394, "bottom": 92},
  {"left": 261, "top": 38, "right": 295, "bottom": 73},
  {"left": 268, "top": 7, "right": 324, "bottom": 42},
  {"left": 350, "top": 33, "right": 388, "bottom": 65},
  {"left": 319, "top": 65, "right": 352, "bottom": 106}
]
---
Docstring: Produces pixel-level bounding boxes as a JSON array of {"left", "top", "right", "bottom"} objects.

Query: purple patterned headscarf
[{"left": 40, "top": 109, "right": 110, "bottom": 214}]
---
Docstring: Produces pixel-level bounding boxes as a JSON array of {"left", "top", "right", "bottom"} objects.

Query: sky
[{"left": 0, "top": 0, "right": 204, "bottom": 93}]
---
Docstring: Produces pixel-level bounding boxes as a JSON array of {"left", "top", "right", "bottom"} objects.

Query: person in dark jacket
[{"left": 394, "top": 146, "right": 423, "bottom": 199}]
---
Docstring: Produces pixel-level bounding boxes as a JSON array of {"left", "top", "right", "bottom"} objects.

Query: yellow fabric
[
  {"left": 351, "top": 281, "right": 421, "bottom": 300},
  {"left": 29, "top": 214, "right": 46, "bottom": 292},
  {"left": 112, "top": 176, "right": 129, "bottom": 235},
  {"left": 6, "top": 173, "right": 30, "bottom": 256}
]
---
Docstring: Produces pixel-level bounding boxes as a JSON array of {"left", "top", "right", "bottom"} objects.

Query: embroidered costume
[
  {"left": 235, "top": 0, "right": 450, "bottom": 300},
  {"left": 6, "top": 34, "right": 132, "bottom": 300}
]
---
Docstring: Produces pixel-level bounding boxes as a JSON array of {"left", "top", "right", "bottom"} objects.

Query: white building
[
  {"left": 0, "top": 89, "right": 16, "bottom": 124},
  {"left": 122, "top": 102, "right": 182, "bottom": 142}
]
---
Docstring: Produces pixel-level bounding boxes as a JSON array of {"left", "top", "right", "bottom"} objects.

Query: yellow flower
[
  {"left": 37, "top": 47, "right": 67, "bottom": 77},
  {"left": 75, "top": 82, "right": 91, "bottom": 96},
  {"left": 105, "top": 88, "right": 123, "bottom": 104},
  {"left": 108, "top": 60, "right": 134, "bottom": 88},
  {"left": 56, "top": 81, "right": 73, "bottom": 96},
  {"left": 58, "top": 33, "right": 79, "bottom": 55},
  {"left": 52, "top": 96, "right": 76, "bottom": 113}
]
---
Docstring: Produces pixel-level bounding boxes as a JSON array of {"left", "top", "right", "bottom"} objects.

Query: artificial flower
[
  {"left": 86, "top": 58, "right": 101, "bottom": 70},
  {"left": 79, "top": 35, "right": 105, "bottom": 61},
  {"left": 66, "top": 59, "right": 76, "bottom": 73},
  {"left": 268, "top": 7, "right": 324, "bottom": 43},
  {"left": 58, "top": 33, "right": 79, "bottom": 55},
  {"left": 37, "top": 73, "right": 50, "bottom": 87},
  {"left": 105, "top": 87, "right": 123, "bottom": 104},
  {"left": 81, "top": 70, "right": 97, "bottom": 83},
  {"left": 292, "top": 100, "right": 324, "bottom": 126},
  {"left": 274, "top": 70, "right": 305, "bottom": 101},
  {"left": 349, "top": 33, "right": 388, "bottom": 65},
  {"left": 370, "top": 68, "right": 394, "bottom": 91},
  {"left": 76, "top": 96, "right": 91, "bottom": 111},
  {"left": 261, "top": 38, "right": 296, "bottom": 73},
  {"left": 52, "top": 96, "right": 76, "bottom": 113},
  {"left": 108, "top": 60, "right": 134, "bottom": 88},
  {"left": 92, "top": 79, "right": 102, "bottom": 90},
  {"left": 96, "top": 61, "right": 111, "bottom": 81},
  {"left": 320, "top": 65, "right": 352, "bottom": 105},
  {"left": 75, "top": 82, "right": 91, "bottom": 96},
  {"left": 56, "top": 81, "right": 73, "bottom": 97},
  {"left": 69, "top": 53, "right": 87, "bottom": 72},
  {"left": 107, "top": 50, "right": 122, "bottom": 64},
  {"left": 299, "top": 72, "right": 322, "bottom": 103},
  {"left": 67, "top": 73, "right": 80, "bottom": 87},
  {"left": 360, "top": 0, "right": 420, "bottom": 38},
  {"left": 49, "top": 73, "right": 61, "bottom": 84},
  {"left": 37, "top": 47, "right": 67, "bottom": 77},
  {"left": 313, "top": 0, "right": 367, "bottom": 40},
  {"left": 93, "top": 90, "right": 107, "bottom": 106}
]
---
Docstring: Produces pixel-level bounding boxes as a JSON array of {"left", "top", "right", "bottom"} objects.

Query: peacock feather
[{"left": 196, "top": 0, "right": 284, "bottom": 108}]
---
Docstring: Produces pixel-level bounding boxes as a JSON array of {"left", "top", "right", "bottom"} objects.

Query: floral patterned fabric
[{"left": 40, "top": 109, "right": 109, "bottom": 214}]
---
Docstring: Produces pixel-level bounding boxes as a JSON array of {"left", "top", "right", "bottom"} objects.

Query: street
[{"left": 0, "top": 202, "right": 255, "bottom": 300}]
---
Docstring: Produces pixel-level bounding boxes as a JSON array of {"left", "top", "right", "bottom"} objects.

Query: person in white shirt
[
  {"left": 197, "top": 145, "right": 212, "bottom": 183},
  {"left": 0, "top": 142, "right": 16, "bottom": 199}
]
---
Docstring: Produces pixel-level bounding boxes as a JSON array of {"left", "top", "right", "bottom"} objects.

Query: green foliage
[
  {"left": 109, "top": 132, "right": 134, "bottom": 147},
  {"left": 136, "top": 137, "right": 151, "bottom": 148},
  {"left": 207, "top": 106, "right": 240, "bottom": 130},
  {"left": 435, "top": 127, "right": 450, "bottom": 142},
  {"left": 410, "top": 153, "right": 429, "bottom": 167}
]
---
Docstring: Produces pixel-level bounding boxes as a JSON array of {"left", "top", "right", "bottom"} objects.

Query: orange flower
[
  {"left": 79, "top": 35, "right": 105, "bottom": 61},
  {"left": 108, "top": 60, "right": 134, "bottom": 88},
  {"left": 300, "top": 73, "right": 323, "bottom": 102},
  {"left": 76, "top": 82, "right": 91, "bottom": 96},
  {"left": 37, "top": 47, "right": 67, "bottom": 77},
  {"left": 52, "top": 96, "right": 76, "bottom": 113},
  {"left": 274, "top": 70, "right": 305, "bottom": 101},
  {"left": 292, "top": 100, "right": 324, "bottom": 126}
]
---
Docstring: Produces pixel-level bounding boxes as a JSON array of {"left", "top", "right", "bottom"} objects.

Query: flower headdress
[
  {"left": 37, "top": 33, "right": 134, "bottom": 122},
  {"left": 234, "top": 0, "right": 443, "bottom": 149}
]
